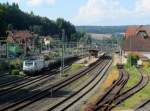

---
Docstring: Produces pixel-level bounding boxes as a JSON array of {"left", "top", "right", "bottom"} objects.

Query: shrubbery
[
  {"left": 43, "top": 54, "right": 50, "bottom": 60},
  {"left": 126, "top": 53, "right": 139, "bottom": 67},
  {"left": 9, "top": 58, "right": 23, "bottom": 70},
  {"left": 8, "top": 58, "right": 24, "bottom": 76},
  {"left": 43, "top": 52, "right": 60, "bottom": 60},
  {"left": 143, "top": 61, "right": 150, "bottom": 69},
  {"left": 11, "top": 69, "right": 20, "bottom": 75}
]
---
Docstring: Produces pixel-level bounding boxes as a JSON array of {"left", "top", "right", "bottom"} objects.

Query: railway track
[
  {"left": 94, "top": 68, "right": 129, "bottom": 111},
  {"left": 0, "top": 74, "right": 54, "bottom": 96},
  {"left": 135, "top": 98, "right": 150, "bottom": 111},
  {"left": 0, "top": 66, "right": 70, "bottom": 92},
  {"left": 0, "top": 73, "right": 9, "bottom": 78},
  {"left": 0, "top": 56, "right": 105, "bottom": 111},
  {"left": 0, "top": 63, "right": 71, "bottom": 88},
  {"left": 0, "top": 75, "right": 29, "bottom": 87},
  {"left": 0, "top": 65, "right": 70, "bottom": 95},
  {"left": 48, "top": 58, "right": 111, "bottom": 111},
  {"left": 109, "top": 69, "right": 149, "bottom": 110}
]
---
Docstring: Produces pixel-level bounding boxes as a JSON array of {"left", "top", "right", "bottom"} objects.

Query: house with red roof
[
  {"left": 7, "top": 30, "right": 34, "bottom": 44},
  {"left": 123, "top": 25, "right": 150, "bottom": 62},
  {"left": 6, "top": 30, "right": 36, "bottom": 56}
]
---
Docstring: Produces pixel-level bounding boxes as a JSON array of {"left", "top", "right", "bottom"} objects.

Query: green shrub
[
  {"left": 11, "top": 69, "right": 20, "bottom": 75},
  {"left": 43, "top": 54, "right": 50, "bottom": 60},
  {"left": 127, "top": 53, "right": 139, "bottom": 66},
  {"left": 143, "top": 61, "right": 150, "bottom": 68},
  {"left": 19, "top": 71, "right": 26, "bottom": 76},
  {"left": 48, "top": 52, "right": 59, "bottom": 58},
  {"left": 9, "top": 58, "right": 23, "bottom": 70}
]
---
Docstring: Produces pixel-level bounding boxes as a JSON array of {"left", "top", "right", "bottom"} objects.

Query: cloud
[
  {"left": 135, "top": 0, "right": 150, "bottom": 14},
  {"left": 27, "top": 0, "right": 56, "bottom": 6},
  {"left": 46, "top": 0, "right": 56, "bottom": 5},
  {"left": 9, "top": 0, "right": 21, "bottom": 3},
  {"left": 73, "top": 0, "right": 150, "bottom": 25}
]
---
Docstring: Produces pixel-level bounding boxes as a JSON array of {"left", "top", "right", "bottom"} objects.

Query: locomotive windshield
[{"left": 25, "top": 61, "right": 34, "bottom": 66}]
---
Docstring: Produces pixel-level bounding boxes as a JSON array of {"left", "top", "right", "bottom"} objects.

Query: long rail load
[{"left": 23, "top": 55, "right": 78, "bottom": 74}]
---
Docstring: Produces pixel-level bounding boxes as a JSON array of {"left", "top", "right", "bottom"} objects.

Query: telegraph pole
[{"left": 60, "top": 29, "right": 65, "bottom": 77}]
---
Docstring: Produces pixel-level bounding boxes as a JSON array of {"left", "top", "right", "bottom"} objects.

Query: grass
[
  {"left": 70, "top": 64, "right": 85, "bottom": 72},
  {"left": 123, "top": 66, "right": 140, "bottom": 91},
  {"left": 62, "top": 63, "right": 85, "bottom": 77},
  {"left": 114, "top": 67, "right": 150, "bottom": 110},
  {"left": 144, "top": 67, "right": 150, "bottom": 73}
]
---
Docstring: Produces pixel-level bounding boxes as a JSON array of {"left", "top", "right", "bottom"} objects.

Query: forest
[{"left": 0, "top": 3, "right": 85, "bottom": 42}]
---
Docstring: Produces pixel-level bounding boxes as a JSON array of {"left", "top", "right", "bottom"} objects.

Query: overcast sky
[{"left": 1, "top": 0, "right": 150, "bottom": 26}]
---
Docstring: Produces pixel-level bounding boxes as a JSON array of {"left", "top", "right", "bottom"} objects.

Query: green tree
[
  {"left": 127, "top": 53, "right": 139, "bottom": 66},
  {"left": 0, "top": 3, "right": 79, "bottom": 42}
]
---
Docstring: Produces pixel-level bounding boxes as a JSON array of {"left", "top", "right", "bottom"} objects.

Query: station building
[{"left": 123, "top": 25, "right": 150, "bottom": 64}]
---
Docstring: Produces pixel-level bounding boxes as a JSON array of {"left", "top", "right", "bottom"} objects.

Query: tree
[
  {"left": 56, "top": 18, "right": 76, "bottom": 42},
  {"left": 79, "top": 33, "right": 92, "bottom": 44},
  {"left": 0, "top": 3, "right": 79, "bottom": 42},
  {"left": 7, "top": 24, "right": 14, "bottom": 30},
  {"left": 0, "top": 5, "right": 6, "bottom": 37},
  {"left": 127, "top": 53, "right": 139, "bottom": 66},
  {"left": 30, "top": 25, "right": 42, "bottom": 35}
]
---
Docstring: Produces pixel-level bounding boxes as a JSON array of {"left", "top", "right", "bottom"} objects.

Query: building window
[{"left": 137, "top": 31, "right": 148, "bottom": 39}]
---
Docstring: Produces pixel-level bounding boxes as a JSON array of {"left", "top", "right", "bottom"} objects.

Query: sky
[{"left": 1, "top": 0, "right": 150, "bottom": 26}]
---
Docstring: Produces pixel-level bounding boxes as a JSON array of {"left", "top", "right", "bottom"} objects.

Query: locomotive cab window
[{"left": 25, "top": 61, "right": 34, "bottom": 66}]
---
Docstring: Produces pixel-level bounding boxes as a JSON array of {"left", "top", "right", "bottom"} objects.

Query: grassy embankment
[{"left": 123, "top": 66, "right": 140, "bottom": 91}]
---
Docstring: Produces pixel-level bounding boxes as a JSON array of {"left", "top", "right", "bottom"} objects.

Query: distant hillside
[
  {"left": 76, "top": 26, "right": 127, "bottom": 34},
  {"left": 87, "top": 33, "right": 112, "bottom": 40}
]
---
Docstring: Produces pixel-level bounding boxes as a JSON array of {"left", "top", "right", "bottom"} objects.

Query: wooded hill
[{"left": 0, "top": 3, "right": 83, "bottom": 42}]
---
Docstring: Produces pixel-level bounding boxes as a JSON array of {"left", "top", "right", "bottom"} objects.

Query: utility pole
[
  {"left": 60, "top": 29, "right": 65, "bottom": 77},
  {"left": 130, "top": 37, "right": 132, "bottom": 67},
  {"left": 6, "top": 41, "right": 8, "bottom": 58}
]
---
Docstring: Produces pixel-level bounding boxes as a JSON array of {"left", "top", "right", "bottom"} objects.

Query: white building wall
[{"left": 143, "top": 52, "right": 150, "bottom": 59}]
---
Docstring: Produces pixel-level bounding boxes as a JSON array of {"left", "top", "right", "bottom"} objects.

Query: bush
[
  {"left": 48, "top": 52, "right": 59, "bottom": 58},
  {"left": 9, "top": 58, "right": 23, "bottom": 70},
  {"left": 19, "top": 71, "right": 26, "bottom": 76},
  {"left": 43, "top": 54, "right": 50, "bottom": 60},
  {"left": 143, "top": 61, "right": 150, "bottom": 68},
  {"left": 127, "top": 53, "right": 139, "bottom": 66},
  {"left": 11, "top": 69, "right": 20, "bottom": 75}
]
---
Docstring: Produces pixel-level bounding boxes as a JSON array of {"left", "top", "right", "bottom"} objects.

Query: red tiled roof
[
  {"left": 7, "top": 30, "right": 33, "bottom": 41},
  {"left": 124, "top": 25, "right": 150, "bottom": 52},
  {"left": 125, "top": 26, "right": 139, "bottom": 39}
]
